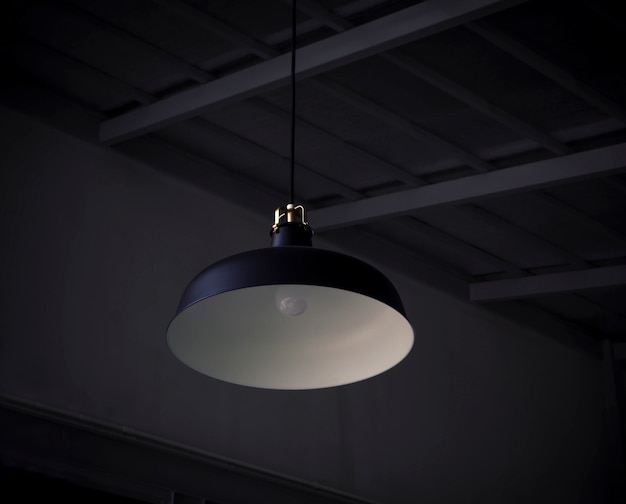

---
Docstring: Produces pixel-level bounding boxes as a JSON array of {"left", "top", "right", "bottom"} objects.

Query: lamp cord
[{"left": 290, "top": 0, "right": 296, "bottom": 204}]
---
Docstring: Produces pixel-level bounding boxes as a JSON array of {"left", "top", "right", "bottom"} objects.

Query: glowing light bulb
[
  {"left": 275, "top": 286, "right": 308, "bottom": 316},
  {"left": 278, "top": 296, "right": 307, "bottom": 316}
]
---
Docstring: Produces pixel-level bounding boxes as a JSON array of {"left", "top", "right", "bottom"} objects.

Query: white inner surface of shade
[{"left": 167, "top": 284, "right": 414, "bottom": 389}]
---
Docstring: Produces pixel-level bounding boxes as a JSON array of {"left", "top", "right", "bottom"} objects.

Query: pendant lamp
[{"left": 166, "top": 0, "right": 414, "bottom": 389}]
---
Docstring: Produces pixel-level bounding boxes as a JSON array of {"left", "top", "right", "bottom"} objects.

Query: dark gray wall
[{"left": 0, "top": 104, "right": 614, "bottom": 503}]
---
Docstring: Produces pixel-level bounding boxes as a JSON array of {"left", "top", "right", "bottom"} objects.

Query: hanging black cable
[{"left": 290, "top": 0, "right": 297, "bottom": 204}]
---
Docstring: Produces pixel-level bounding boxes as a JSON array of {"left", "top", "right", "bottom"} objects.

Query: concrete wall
[{"left": 0, "top": 104, "right": 613, "bottom": 503}]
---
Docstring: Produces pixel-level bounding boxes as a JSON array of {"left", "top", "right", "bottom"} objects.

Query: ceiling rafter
[
  {"left": 99, "top": 0, "right": 525, "bottom": 143},
  {"left": 309, "top": 142, "right": 626, "bottom": 230},
  {"left": 470, "top": 264, "right": 626, "bottom": 301}
]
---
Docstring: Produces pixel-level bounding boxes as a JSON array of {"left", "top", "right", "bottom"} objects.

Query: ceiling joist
[
  {"left": 309, "top": 142, "right": 626, "bottom": 231},
  {"left": 470, "top": 265, "right": 626, "bottom": 301}
]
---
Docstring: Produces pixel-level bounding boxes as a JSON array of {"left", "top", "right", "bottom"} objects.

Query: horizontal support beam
[
  {"left": 99, "top": 0, "right": 523, "bottom": 143},
  {"left": 470, "top": 265, "right": 626, "bottom": 302},
  {"left": 309, "top": 142, "right": 626, "bottom": 231}
]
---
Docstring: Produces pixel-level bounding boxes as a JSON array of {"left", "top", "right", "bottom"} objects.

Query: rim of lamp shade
[{"left": 166, "top": 244, "right": 414, "bottom": 389}]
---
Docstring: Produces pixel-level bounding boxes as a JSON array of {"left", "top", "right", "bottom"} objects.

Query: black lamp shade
[{"left": 166, "top": 246, "right": 414, "bottom": 389}]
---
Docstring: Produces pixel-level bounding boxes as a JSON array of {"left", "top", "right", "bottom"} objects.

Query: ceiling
[
  {"left": 3, "top": 0, "right": 626, "bottom": 342},
  {"left": 1, "top": 0, "right": 625, "bottom": 500}
]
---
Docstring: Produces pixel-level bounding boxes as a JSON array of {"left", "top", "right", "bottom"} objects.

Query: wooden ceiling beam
[
  {"left": 309, "top": 142, "right": 626, "bottom": 230},
  {"left": 470, "top": 265, "right": 626, "bottom": 301}
]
